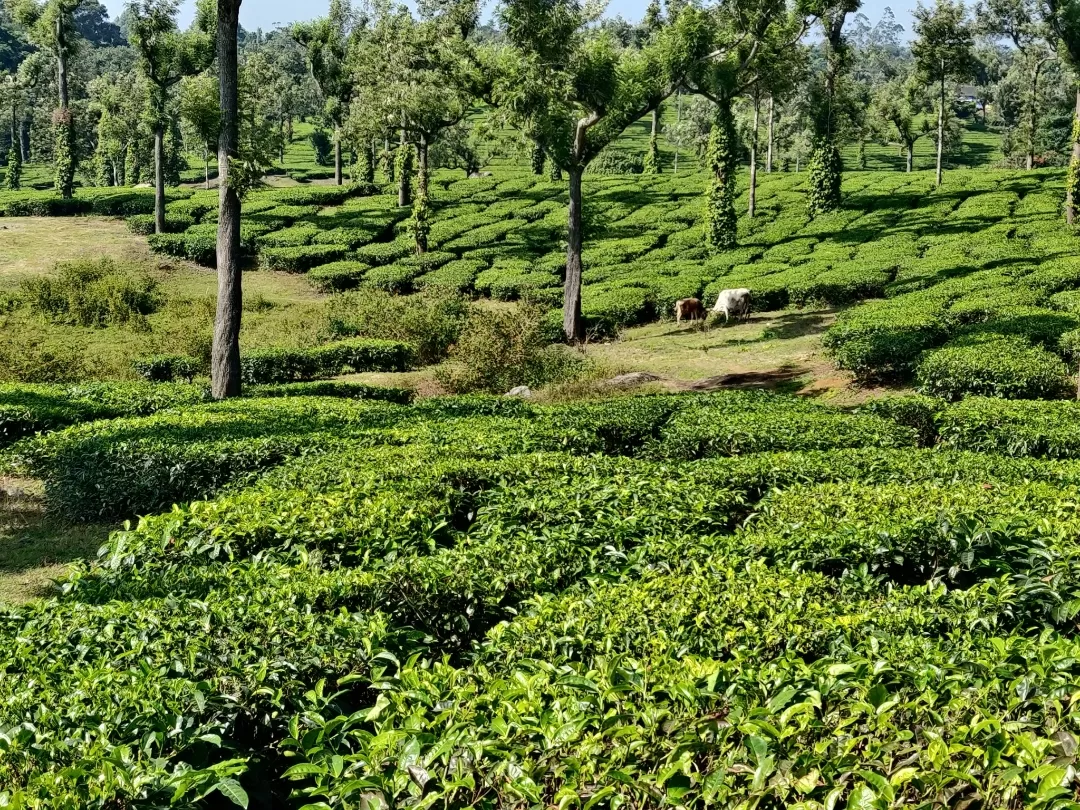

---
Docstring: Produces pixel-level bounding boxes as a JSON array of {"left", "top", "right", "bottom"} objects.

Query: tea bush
[
  {"left": 131, "top": 353, "right": 201, "bottom": 382},
  {"left": 239, "top": 338, "right": 412, "bottom": 384},
  {"left": 916, "top": 336, "right": 1073, "bottom": 400}
]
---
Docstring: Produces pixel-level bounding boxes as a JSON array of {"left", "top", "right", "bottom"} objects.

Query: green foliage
[
  {"left": 4, "top": 143, "right": 20, "bottom": 190},
  {"left": 239, "top": 339, "right": 413, "bottom": 385},
  {"left": 806, "top": 139, "right": 843, "bottom": 218},
  {"left": 19, "top": 258, "right": 161, "bottom": 328},
  {"left": 917, "top": 336, "right": 1073, "bottom": 400},
  {"left": 260, "top": 243, "right": 349, "bottom": 273},
  {"left": 704, "top": 103, "right": 737, "bottom": 251},
  {"left": 437, "top": 304, "right": 587, "bottom": 393},
  {"left": 307, "top": 260, "right": 370, "bottom": 292},
  {"left": 327, "top": 290, "right": 472, "bottom": 365},
  {"left": 309, "top": 128, "right": 333, "bottom": 165},
  {"left": 588, "top": 149, "right": 645, "bottom": 175},
  {"left": 131, "top": 354, "right": 200, "bottom": 383}
]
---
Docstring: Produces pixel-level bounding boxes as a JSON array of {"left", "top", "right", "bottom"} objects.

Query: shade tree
[
  {"left": 977, "top": 0, "right": 1055, "bottom": 168},
  {"left": 490, "top": 0, "right": 712, "bottom": 341},
  {"left": 913, "top": 0, "right": 976, "bottom": 187},
  {"left": 1043, "top": 0, "right": 1080, "bottom": 222},
  {"left": 292, "top": 0, "right": 358, "bottom": 185},
  {"left": 9, "top": 0, "right": 85, "bottom": 196},
  {"left": 126, "top": 0, "right": 214, "bottom": 232},
  {"left": 178, "top": 71, "right": 218, "bottom": 187}
]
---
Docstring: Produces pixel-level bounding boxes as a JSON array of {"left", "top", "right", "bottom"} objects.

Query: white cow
[{"left": 711, "top": 288, "right": 751, "bottom": 323}]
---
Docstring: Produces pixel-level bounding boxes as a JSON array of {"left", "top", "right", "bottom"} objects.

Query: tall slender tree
[
  {"left": 127, "top": 0, "right": 214, "bottom": 233},
  {"left": 490, "top": 0, "right": 711, "bottom": 340},
  {"left": 805, "top": 0, "right": 861, "bottom": 218},
  {"left": 9, "top": 0, "right": 84, "bottom": 197},
  {"left": 1043, "top": 0, "right": 1080, "bottom": 222},
  {"left": 212, "top": 0, "right": 242, "bottom": 399},
  {"left": 292, "top": 0, "right": 357, "bottom": 186},
  {"left": 977, "top": 0, "right": 1054, "bottom": 169},
  {"left": 913, "top": 0, "right": 976, "bottom": 187}
]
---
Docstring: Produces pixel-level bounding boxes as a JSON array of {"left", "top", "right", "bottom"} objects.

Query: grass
[{"left": 0, "top": 477, "right": 112, "bottom": 603}]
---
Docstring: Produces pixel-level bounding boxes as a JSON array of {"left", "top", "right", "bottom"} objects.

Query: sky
[{"left": 100, "top": 0, "right": 916, "bottom": 42}]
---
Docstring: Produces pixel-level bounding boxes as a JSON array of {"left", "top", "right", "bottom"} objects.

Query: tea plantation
[
  {"left": 5, "top": 380, "right": 1080, "bottom": 806},
  {"left": 3, "top": 162, "right": 1078, "bottom": 398},
  {"left": 6, "top": 154, "right": 1080, "bottom": 805}
]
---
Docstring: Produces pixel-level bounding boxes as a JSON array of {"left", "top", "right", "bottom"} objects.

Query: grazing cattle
[
  {"left": 674, "top": 297, "right": 705, "bottom": 323},
  {"left": 711, "top": 288, "right": 751, "bottom": 323}
]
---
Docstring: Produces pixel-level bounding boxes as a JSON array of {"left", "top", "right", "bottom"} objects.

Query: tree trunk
[
  {"left": 56, "top": 20, "right": 69, "bottom": 111},
  {"left": 651, "top": 107, "right": 659, "bottom": 139},
  {"left": 906, "top": 141, "right": 913, "bottom": 173},
  {"left": 286, "top": 115, "right": 293, "bottom": 143},
  {"left": 154, "top": 125, "right": 166, "bottom": 234},
  {"left": 204, "top": 148, "right": 210, "bottom": 189},
  {"left": 936, "top": 71, "right": 945, "bottom": 188},
  {"left": 211, "top": 0, "right": 243, "bottom": 401},
  {"left": 1069, "top": 86, "right": 1080, "bottom": 226},
  {"left": 334, "top": 127, "right": 342, "bottom": 185},
  {"left": 766, "top": 96, "right": 774, "bottom": 173},
  {"left": 279, "top": 117, "right": 286, "bottom": 163},
  {"left": 1027, "top": 61, "right": 1042, "bottom": 171},
  {"left": 19, "top": 117, "right": 28, "bottom": 163},
  {"left": 397, "top": 128, "right": 411, "bottom": 207},
  {"left": 563, "top": 165, "right": 584, "bottom": 343},
  {"left": 674, "top": 90, "right": 681, "bottom": 174},
  {"left": 748, "top": 98, "right": 759, "bottom": 217}
]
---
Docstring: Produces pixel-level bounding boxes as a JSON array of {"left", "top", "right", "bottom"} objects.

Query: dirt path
[{"left": 583, "top": 308, "right": 906, "bottom": 404}]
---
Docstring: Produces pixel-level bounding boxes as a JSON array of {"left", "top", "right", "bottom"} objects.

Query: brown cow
[{"left": 674, "top": 297, "right": 705, "bottom": 323}]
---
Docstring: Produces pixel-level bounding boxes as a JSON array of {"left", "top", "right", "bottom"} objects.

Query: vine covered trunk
[
  {"left": 705, "top": 98, "right": 737, "bottom": 251},
  {"left": 334, "top": 127, "right": 342, "bottom": 186},
  {"left": 154, "top": 125, "right": 166, "bottom": 234},
  {"left": 563, "top": 164, "right": 584, "bottom": 343},
  {"left": 1027, "top": 62, "right": 1042, "bottom": 171},
  {"left": 54, "top": 24, "right": 75, "bottom": 199},
  {"left": 906, "top": 142, "right": 913, "bottom": 173},
  {"left": 1068, "top": 87, "right": 1080, "bottom": 226},
  {"left": 748, "top": 98, "right": 759, "bottom": 218},
  {"left": 936, "top": 71, "right": 945, "bottom": 188},
  {"left": 211, "top": 0, "right": 243, "bottom": 400}
]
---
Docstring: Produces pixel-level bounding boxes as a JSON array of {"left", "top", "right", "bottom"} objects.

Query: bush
[
  {"left": 414, "top": 259, "right": 485, "bottom": 294},
  {"left": 587, "top": 150, "right": 644, "bottom": 175},
  {"left": 917, "top": 336, "right": 1073, "bottom": 401},
  {"left": 437, "top": 304, "right": 587, "bottom": 393},
  {"left": 125, "top": 213, "right": 195, "bottom": 235},
  {"left": 307, "top": 260, "right": 370, "bottom": 292},
  {"left": 860, "top": 394, "right": 944, "bottom": 447},
  {"left": 824, "top": 299, "right": 949, "bottom": 381},
  {"left": 653, "top": 391, "right": 918, "bottom": 458},
  {"left": 255, "top": 223, "right": 321, "bottom": 248},
  {"left": 239, "top": 339, "right": 413, "bottom": 384},
  {"left": 19, "top": 257, "right": 160, "bottom": 328},
  {"left": 327, "top": 290, "right": 472, "bottom": 365},
  {"left": 247, "top": 380, "right": 413, "bottom": 404},
  {"left": 260, "top": 244, "right": 348, "bottom": 273},
  {"left": 938, "top": 397, "right": 1080, "bottom": 458},
  {"left": 131, "top": 354, "right": 201, "bottom": 383},
  {"left": 310, "top": 129, "right": 333, "bottom": 166}
]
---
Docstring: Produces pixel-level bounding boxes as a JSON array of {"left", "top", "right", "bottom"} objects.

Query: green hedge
[
  {"left": 916, "top": 336, "right": 1073, "bottom": 401},
  {"left": 307, "top": 260, "right": 370, "bottom": 292},
  {"left": 260, "top": 244, "right": 349, "bottom": 273},
  {"left": 239, "top": 338, "right": 413, "bottom": 384},
  {"left": 131, "top": 354, "right": 201, "bottom": 383}
]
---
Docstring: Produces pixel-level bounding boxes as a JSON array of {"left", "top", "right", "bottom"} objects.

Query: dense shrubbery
[
  {"left": 19, "top": 258, "right": 161, "bottom": 328},
  {"left": 916, "top": 336, "right": 1073, "bottom": 400},
  {"left": 239, "top": 338, "right": 413, "bottom": 384},
  {"left": 9, "top": 386, "right": 1080, "bottom": 806},
  {"left": 131, "top": 353, "right": 200, "bottom": 382}
]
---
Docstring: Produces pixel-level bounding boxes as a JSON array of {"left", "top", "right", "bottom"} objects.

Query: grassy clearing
[{"left": 0, "top": 477, "right": 111, "bottom": 603}]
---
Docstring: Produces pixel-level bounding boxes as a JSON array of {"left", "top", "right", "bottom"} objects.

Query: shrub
[
  {"left": 938, "top": 397, "right": 1080, "bottom": 457},
  {"left": 582, "top": 286, "right": 655, "bottom": 335},
  {"left": 654, "top": 391, "right": 917, "bottom": 458},
  {"left": 327, "top": 290, "right": 472, "bottom": 365},
  {"left": 239, "top": 339, "right": 413, "bottom": 384},
  {"left": 131, "top": 354, "right": 201, "bottom": 383},
  {"left": 414, "top": 259, "right": 485, "bottom": 294},
  {"left": 307, "top": 260, "right": 370, "bottom": 292},
  {"left": 310, "top": 129, "right": 333, "bottom": 165},
  {"left": 260, "top": 244, "right": 348, "bottom": 273},
  {"left": 860, "top": 395, "right": 944, "bottom": 447},
  {"left": 916, "top": 336, "right": 1073, "bottom": 401},
  {"left": 824, "top": 299, "right": 949, "bottom": 380},
  {"left": 255, "top": 223, "right": 321, "bottom": 248},
  {"left": 437, "top": 303, "right": 587, "bottom": 393},
  {"left": 354, "top": 236, "right": 414, "bottom": 265},
  {"left": 247, "top": 380, "right": 413, "bottom": 404},
  {"left": 364, "top": 263, "right": 420, "bottom": 293},
  {"left": 587, "top": 150, "right": 644, "bottom": 174},
  {"left": 125, "top": 213, "right": 195, "bottom": 235},
  {"left": 19, "top": 257, "right": 160, "bottom": 328}
]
